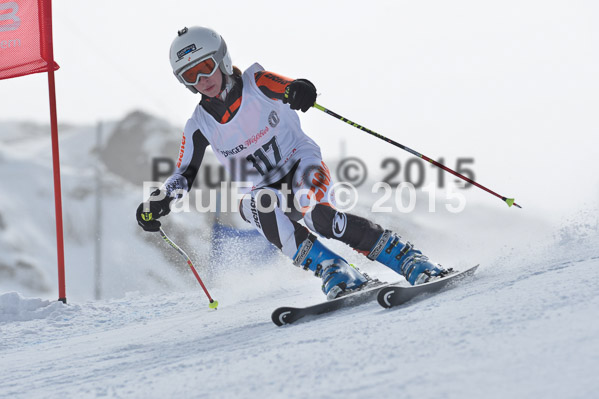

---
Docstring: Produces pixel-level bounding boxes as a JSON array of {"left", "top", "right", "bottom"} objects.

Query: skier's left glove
[
  {"left": 136, "top": 189, "right": 174, "bottom": 232},
  {"left": 283, "top": 79, "right": 317, "bottom": 112}
]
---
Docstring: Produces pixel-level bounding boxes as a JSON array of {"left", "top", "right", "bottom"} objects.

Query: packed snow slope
[
  {"left": 1, "top": 113, "right": 598, "bottom": 398},
  {"left": 1, "top": 211, "right": 598, "bottom": 399}
]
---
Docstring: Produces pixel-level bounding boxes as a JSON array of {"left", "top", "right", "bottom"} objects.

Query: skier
[{"left": 136, "top": 26, "right": 449, "bottom": 299}]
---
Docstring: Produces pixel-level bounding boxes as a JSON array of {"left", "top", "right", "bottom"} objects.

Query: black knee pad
[
  {"left": 310, "top": 204, "right": 384, "bottom": 252},
  {"left": 309, "top": 204, "right": 337, "bottom": 237}
]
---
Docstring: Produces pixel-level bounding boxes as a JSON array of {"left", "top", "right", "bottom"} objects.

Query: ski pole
[
  {"left": 312, "top": 102, "right": 521, "bottom": 208},
  {"left": 158, "top": 227, "right": 218, "bottom": 310}
]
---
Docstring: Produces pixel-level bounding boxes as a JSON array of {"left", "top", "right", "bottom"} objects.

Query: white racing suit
[{"left": 162, "top": 63, "right": 385, "bottom": 263}]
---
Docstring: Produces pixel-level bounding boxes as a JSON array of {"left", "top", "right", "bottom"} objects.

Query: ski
[
  {"left": 377, "top": 264, "right": 479, "bottom": 309},
  {"left": 271, "top": 265, "right": 479, "bottom": 326},
  {"left": 271, "top": 281, "right": 391, "bottom": 326}
]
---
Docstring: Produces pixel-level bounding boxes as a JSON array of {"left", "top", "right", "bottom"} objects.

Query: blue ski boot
[
  {"left": 367, "top": 230, "right": 449, "bottom": 285},
  {"left": 294, "top": 236, "right": 368, "bottom": 299}
]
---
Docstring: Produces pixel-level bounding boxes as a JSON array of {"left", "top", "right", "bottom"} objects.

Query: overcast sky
[{"left": 1, "top": 0, "right": 598, "bottom": 219}]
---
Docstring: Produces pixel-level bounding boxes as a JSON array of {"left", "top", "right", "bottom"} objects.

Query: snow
[
  {"left": 1, "top": 115, "right": 598, "bottom": 398},
  {"left": 0, "top": 117, "right": 215, "bottom": 300},
  {"left": 0, "top": 292, "right": 74, "bottom": 322},
  {"left": 1, "top": 217, "right": 598, "bottom": 398}
]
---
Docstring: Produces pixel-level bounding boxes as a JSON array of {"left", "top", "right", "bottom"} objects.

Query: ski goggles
[{"left": 179, "top": 56, "right": 218, "bottom": 85}]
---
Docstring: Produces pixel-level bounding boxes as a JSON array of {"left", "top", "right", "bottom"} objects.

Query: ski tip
[
  {"left": 377, "top": 287, "right": 396, "bottom": 309},
  {"left": 272, "top": 308, "right": 294, "bottom": 326}
]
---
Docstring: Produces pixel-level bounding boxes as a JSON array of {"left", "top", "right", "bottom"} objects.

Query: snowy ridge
[
  {"left": 1, "top": 214, "right": 598, "bottom": 398},
  {"left": 0, "top": 113, "right": 219, "bottom": 300},
  {"left": 0, "top": 292, "right": 78, "bottom": 323}
]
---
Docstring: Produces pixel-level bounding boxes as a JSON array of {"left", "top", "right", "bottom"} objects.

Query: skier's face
[{"left": 193, "top": 70, "right": 222, "bottom": 98}]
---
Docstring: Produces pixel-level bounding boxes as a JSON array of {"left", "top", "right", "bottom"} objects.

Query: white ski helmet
[{"left": 169, "top": 26, "right": 233, "bottom": 93}]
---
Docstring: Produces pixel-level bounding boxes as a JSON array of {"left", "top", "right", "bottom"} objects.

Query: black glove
[
  {"left": 283, "top": 79, "right": 317, "bottom": 112},
  {"left": 136, "top": 190, "right": 174, "bottom": 232}
]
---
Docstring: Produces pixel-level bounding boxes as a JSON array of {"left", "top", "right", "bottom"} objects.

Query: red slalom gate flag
[
  {"left": 1, "top": 0, "right": 67, "bottom": 304},
  {"left": 0, "top": 0, "right": 59, "bottom": 79}
]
